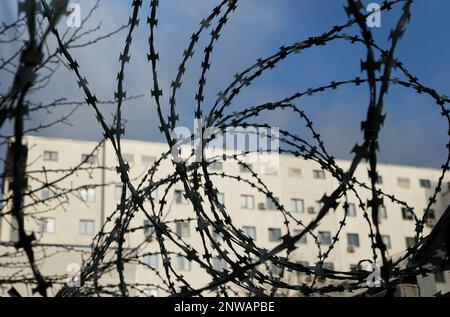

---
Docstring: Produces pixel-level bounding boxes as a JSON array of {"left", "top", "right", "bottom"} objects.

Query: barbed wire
[{"left": 1, "top": 0, "right": 449, "bottom": 297}]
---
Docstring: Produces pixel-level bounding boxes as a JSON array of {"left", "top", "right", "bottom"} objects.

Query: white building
[{"left": 1, "top": 135, "right": 449, "bottom": 296}]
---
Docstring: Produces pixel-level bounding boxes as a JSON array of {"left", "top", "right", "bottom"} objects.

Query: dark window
[
  {"left": 405, "top": 237, "right": 415, "bottom": 249},
  {"left": 175, "top": 190, "right": 188, "bottom": 204},
  {"left": 313, "top": 170, "right": 325, "bottom": 179},
  {"left": 176, "top": 222, "right": 190, "bottom": 238},
  {"left": 350, "top": 264, "right": 358, "bottom": 272},
  {"left": 347, "top": 233, "right": 360, "bottom": 247},
  {"left": 239, "top": 164, "right": 252, "bottom": 173},
  {"left": 266, "top": 196, "right": 279, "bottom": 210},
  {"left": 240, "top": 194, "right": 254, "bottom": 209},
  {"left": 397, "top": 177, "right": 410, "bottom": 188},
  {"left": 296, "top": 261, "right": 309, "bottom": 277},
  {"left": 319, "top": 231, "right": 331, "bottom": 245},
  {"left": 210, "top": 161, "right": 223, "bottom": 170},
  {"left": 378, "top": 205, "right": 387, "bottom": 219},
  {"left": 43, "top": 151, "right": 58, "bottom": 162},
  {"left": 293, "top": 230, "right": 307, "bottom": 245},
  {"left": 402, "top": 207, "right": 414, "bottom": 220},
  {"left": 268, "top": 228, "right": 281, "bottom": 242},
  {"left": 346, "top": 203, "right": 356, "bottom": 217},
  {"left": 81, "top": 154, "right": 96, "bottom": 164},
  {"left": 376, "top": 175, "right": 383, "bottom": 184},
  {"left": 381, "top": 235, "right": 391, "bottom": 249},
  {"left": 323, "top": 262, "right": 334, "bottom": 271},
  {"left": 419, "top": 179, "right": 431, "bottom": 188},
  {"left": 291, "top": 199, "right": 304, "bottom": 213},
  {"left": 242, "top": 226, "right": 256, "bottom": 240},
  {"left": 143, "top": 220, "right": 155, "bottom": 237}
]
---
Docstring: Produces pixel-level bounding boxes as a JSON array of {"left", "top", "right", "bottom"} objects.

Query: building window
[
  {"left": 293, "top": 229, "right": 307, "bottom": 245},
  {"left": 266, "top": 196, "right": 279, "bottom": 210},
  {"left": 240, "top": 194, "right": 254, "bottom": 209},
  {"left": 143, "top": 289, "right": 158, "bottom": 297},
  {"left": 376, "top": 175, "right": 383, "bottom": 184},
  {"left": 212, "top": 257, "right": 228, "bottom": 272},
  {"left": 39, "top": 217, "right": 55, "bottom": 233},
  {"left": 79, "top": 220, "right": 95, "bottom": 236},
  {"left": 288, "top": 168, "right": 302, "bottom": 178},
  {"left": 215, "top": 193, "right": 225, "bottom": 206},
  {"left": 242, "top": 226, "right": 256, "bottom": 240},
  {"left": 268, "top": 228, "right": 281, "bottom": 242},
  {"left": 405, "top": 237, "right": 415, "bottom": 249},
  {"left": 426, "top": 209, "right": 436, "bottom": 226},
  {"left": 115, "top": 185, "right": 123, "bottom": 200},
  {"left": 239, "top": 164, "right": 252, "bottom": 173},
  {"left": 270, "top": 262, "right": 282, "bottom": 275},
  {"left": 402, "top": 207, "right": 414, "bottom": 220},
  {"left": 122, "top": 153, "right": 134, "bottom": 164},
  {"left": 323, "top": 262, "right": 334, "bottom": 271},
  {"left": 80, "top": 187, "right": 95, "bottom": 203},
  {"left": 297, "top": 261, "right": 309, "bottom": 277},
  {"left": 397, "top": 177, "right": 410, "bottom": 189},
  {"left": 347, "top": 233, "right": 360, "bottom": 247},
  {"left": 217, "top": 193, "right": 224, "bottom": 204},
  {"left": 378, "top": 205, "right": 387, "bottom": 219},
  {"left": 142, "top": 155, "right": 156, "bottom": 164},
  {"left": 346, "top": 203, "right": 356, "bottom": 217},
  {"left": 319, "top": 231, "right": 332, "bottom": 246},
  {"left": 176, "top": 256, "right": 191, "bottom": 271},
  {"left": 210, "top": 161, "right": 223, "bottom": 171},
  {"left": 43, "top": 151, "right": 58, "bottom": 162},
  {"left": 41, "top": 187, "right": 57, "bottom": 199},
  {"left": 81, "top": 154, "right": 96, "bottom": 164},
  {"left": 291, "top": 199, "right": 304, "bottom": 213},
  {"left": 143, "top": 254, "right": 158, "bottom": 269},
  {"left": 144, "top": 220, "right": 155, "bottom": 237},
  {"left": 435, "top": 271, "right": 446, "bottom": 284},
  {"left": 315, "top": 200, "right": 324, "bottom": 213},
  {"left": 313, "top": 170, "right": 325, "bottom": 179},
  {"left": 381, "top": 235, "right": 391, "bottom": 249},
  {"left": 212, "top": 230, "right": 225, "bottom": 242},
  {"left": 176, "top": 222, "right": 190, "bottom": 238},
  {"left": 419, "top": 179, "right": 431, "bottom": 189},
  {"left": 175, "top": 190, "right": 189, "bottom": 204}
]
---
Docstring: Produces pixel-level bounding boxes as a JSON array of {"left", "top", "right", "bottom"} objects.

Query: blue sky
[{"left": 1, "top": 0, "right": 450, "bottom": 168}]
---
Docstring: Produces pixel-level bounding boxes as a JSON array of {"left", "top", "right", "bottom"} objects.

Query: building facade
[{"left": 1, "top": 135, "right": 449, "bottom": 296}]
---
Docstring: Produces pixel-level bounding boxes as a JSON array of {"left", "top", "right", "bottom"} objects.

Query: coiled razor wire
[{"left": 1, "top": 0, "right": 449, "bottom": 297}]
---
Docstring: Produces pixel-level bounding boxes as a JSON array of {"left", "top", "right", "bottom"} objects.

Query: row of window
[
  {"left": 43, "top": 151, "right": 157, "bottom": 165},
  {"left": 42, "top": 186, "right": 97, "bottom": 203},
  {"left": 142, "top": 256, "right": 447, "bottom": 285},
  {"left": 238, "top": 195, "right": 434, "bottom": 223},
  {"left": 39, "top": 218, "right": 95, "bottom": 236},
  {"left": 42, "top": 185, "right": 436, "bottom": 227},
  {"left": 39, "top": 213, "right": 421, "bottom": 251},
  {"left": 142, "top": 254, "right": 228, "bottom": 271},
  {"left": 212, "top": 162, "right": 436, "bottom": 191},
  {"left": 144, "top": 220, "right": 417, "bottom": 250},
  {"left": 142, "top": 253, "right": 228, "bottom": 273},
  {"left": 43, "top": 150, "right": 436, "bottom": 189},
  {"left": 292, "top": 262, "right": 446, "bottom": 284}
]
